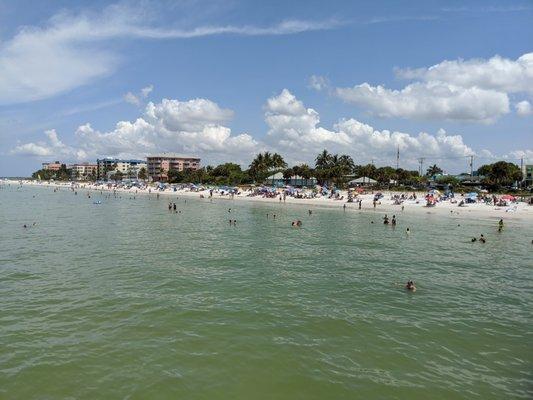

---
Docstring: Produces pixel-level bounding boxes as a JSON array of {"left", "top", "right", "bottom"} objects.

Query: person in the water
[
  {"left": 479, "top": 234, "right": 486, "bottom": 243},
  {"left": 383, "top": 214, "right": 389, "bottom": 224},
  {"left": 498, "top": 219, "right": 504, "bottom": 232},
  {"left": 405, "top": 281, "right": 416, "bottom": 292}
]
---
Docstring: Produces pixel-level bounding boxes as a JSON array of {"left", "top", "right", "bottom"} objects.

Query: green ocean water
[{"left": 1, "top": 184, "right": 532, "bottom": 399}]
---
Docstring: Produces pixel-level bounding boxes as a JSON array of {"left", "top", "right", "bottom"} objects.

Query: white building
[
  {"left": 97, "top": 158, "right": 147, "bottom": 180},
  {"left": 69, "top": 163, "right": 98, "bottom": 180}
]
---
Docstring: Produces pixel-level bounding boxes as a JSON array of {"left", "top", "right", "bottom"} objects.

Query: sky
[{"left": 0, "top": 0, "right": 532, "bottom": 176}]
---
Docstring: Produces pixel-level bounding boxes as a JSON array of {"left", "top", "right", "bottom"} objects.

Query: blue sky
[{"left": 1, "top": 0, "right": 532, "bottom": 176}]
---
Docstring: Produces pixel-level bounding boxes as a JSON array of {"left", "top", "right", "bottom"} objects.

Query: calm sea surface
[{"left": 1, "top": 184, "right": 532, "bottom": 399}]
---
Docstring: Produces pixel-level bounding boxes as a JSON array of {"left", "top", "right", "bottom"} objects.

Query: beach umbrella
[{"left": 501, "top": 194, "right": 516, "bottom": 201}]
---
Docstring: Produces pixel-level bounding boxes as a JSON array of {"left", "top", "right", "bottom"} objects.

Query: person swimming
[
  {"left": 406, "top": 227, "right": 410, "bottom": 235},
  {"left": 405, "top": 281, "right": 416, "bottom": 292},
  {"left": 471, "top": 237, "right": 477, "bottom": 242},
  {"left": 479, "top": 234, "right": 486, "bottom": 243}
]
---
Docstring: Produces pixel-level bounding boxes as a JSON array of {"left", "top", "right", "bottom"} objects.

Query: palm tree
[
  {"left": 271, "top": 153, "right": 287, "bottom": 169},
  {"left": 426, "top": 164, "right": 443, "bottom": 177},
  {"left": 315, "top": 149, "right": 332, "bottom": 169},
  {"left": 249, "top": 152, "right": 286, "bottom": 183},
  {"left": 282, "top": 167, "right": 294, "bottom": 184},
  {"left": 338, "top": 155, "right": 355, "bottom": 174}
]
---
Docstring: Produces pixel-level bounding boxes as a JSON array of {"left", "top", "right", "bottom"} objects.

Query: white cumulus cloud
[
  {"left": 11, "top": 90, "right": 533, "bottom": 171},
  {"left": 335, "top": 82, "right": 509, "bottom": 123},
  {"left": 124, "top": 84, "right": 154, "bottom": 106},
  {"left": 515, "top": 100, "right": 532, "bottom": 116},
  {"left": 335, "top": 52, "right": 533, "bottom": 123},
  {"left": 11, "top": 129, "right": 87, "bottom": 159},
  {"left": 11, "top": 96, "right": 259, "bottom": 165},
  {"left": 264, "top": 89, "right": 476, "bottom": 166},
  {"left": 396, "top": 53, "right": 533, "bottom": 93}
]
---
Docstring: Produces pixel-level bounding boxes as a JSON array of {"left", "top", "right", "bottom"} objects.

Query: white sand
[{"left": 5, "top": 179, "right": 533, "bottom": 222}]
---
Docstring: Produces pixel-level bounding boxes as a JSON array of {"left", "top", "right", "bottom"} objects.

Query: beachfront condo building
[
  {"left": 97, "top": 158, "right": 147, "bottom": 180},
  {"left": 42, "top": 161, "right": 63, "bottom": 171},
  {"left": 69, "top": 163, "right": 98, "bottom": 180},
  {"left": 522, "top": 164, "right": 533, "bottom": 186},
  {"left": 146, "top": 154, "right": 201, "bottom": 181}
]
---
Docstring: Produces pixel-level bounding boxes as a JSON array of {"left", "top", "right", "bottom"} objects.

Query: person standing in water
[
  {"left": 405, "top": 281, "right": 416, "bottom": 292},
  {"left": 391, "top": 215, "right": 396, "bottom": 226},
  {"left": 498, "top": 219, "right": 504, "bottom": 232}
]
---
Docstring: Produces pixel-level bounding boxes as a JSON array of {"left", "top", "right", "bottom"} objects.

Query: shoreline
[{"left": 3, "top": 179, "right": 532, "bottom": 222}]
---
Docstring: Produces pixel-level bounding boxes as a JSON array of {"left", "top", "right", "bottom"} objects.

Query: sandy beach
[{"left": 5, "top": 179, "right": 532, "bottom": 222}]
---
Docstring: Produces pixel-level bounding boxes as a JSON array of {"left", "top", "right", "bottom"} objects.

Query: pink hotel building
[{"left": 146, "top": 154, "right": 201, "bottom": 181}]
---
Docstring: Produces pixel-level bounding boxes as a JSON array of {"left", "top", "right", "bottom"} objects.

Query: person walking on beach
[{"left": 373, "top": 199, "right": 377, "bottom": 209}]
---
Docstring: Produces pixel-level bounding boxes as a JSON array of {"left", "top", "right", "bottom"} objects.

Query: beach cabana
[
  {"left": 264, "top": 172, "right": 285, "bottom": 187},
  {"left": 288, "top": 175, "right": 317, "bottom": 187},
  {"left": 348, "top": 177, "right": 377, "bottom": 187}
]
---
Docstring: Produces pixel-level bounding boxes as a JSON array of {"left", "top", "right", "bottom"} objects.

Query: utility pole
[
  {"left": 396, "top": 146, "right": 400, "bottom": 170},
  {"left": 520, "top": 157, "right": 524, "bottom": 188},
  {"left": 469, "top": 155, "right": 474, "bottom": 177},
  {"left": 418, "top": 157, "right": 425, "bottom": 176}
]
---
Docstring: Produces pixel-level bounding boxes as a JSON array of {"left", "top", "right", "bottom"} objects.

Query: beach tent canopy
[
  {"left": 501, "top": 194, "right": 516, "bottom": 201},
  {"left": 266, "top": 172, "right": 284, "bottom": 180},
  {"left": 348, "top": 177, "right": 377, "bottom": 185}
]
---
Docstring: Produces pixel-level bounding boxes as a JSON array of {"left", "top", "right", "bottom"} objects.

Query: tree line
[{"left": 31, "top": 151, "right": 525, "bottom": 190}]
